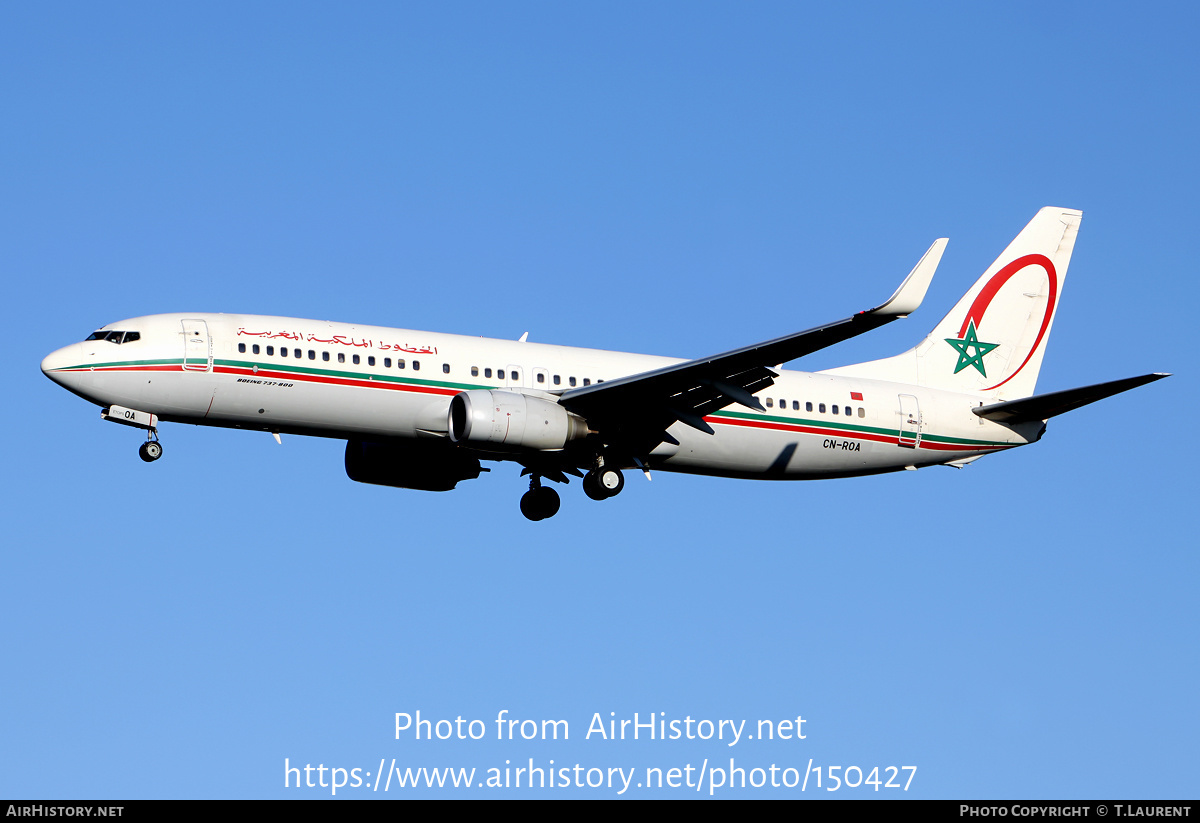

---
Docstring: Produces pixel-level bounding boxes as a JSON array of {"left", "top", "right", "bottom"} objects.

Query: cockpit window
[{"left": 86, "top": 330, "right": 138, "bottom": 344}]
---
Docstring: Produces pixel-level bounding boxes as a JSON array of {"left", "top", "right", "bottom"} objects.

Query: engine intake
[{"left": 448, "top": 390, "right": 588, "bottom": 451}]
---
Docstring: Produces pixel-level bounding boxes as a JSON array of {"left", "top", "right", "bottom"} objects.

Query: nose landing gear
[
  {"left": 138, "top": 432, "right": 163, "bottom": 462},
  {"left": 100, "top": 405, "right": 163, "bottom": 463}
]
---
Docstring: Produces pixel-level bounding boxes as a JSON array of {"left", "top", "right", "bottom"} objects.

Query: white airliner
[{"left": 42, "top": 207, "right": 1166, "bottom": 520}]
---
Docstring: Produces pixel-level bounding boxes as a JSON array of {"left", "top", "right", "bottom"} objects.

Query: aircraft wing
[{"left": 558, "top": 239, "right": 947, "bottom": 455}]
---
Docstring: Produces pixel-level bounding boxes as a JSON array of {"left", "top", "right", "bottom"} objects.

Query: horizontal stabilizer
[{"left": 972, "top": 373, "right": 1170, "bottom": 424}]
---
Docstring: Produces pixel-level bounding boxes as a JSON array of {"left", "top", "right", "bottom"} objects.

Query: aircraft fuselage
[{"left": 41, "top": 312, "right": 1036, "bottom": 482}]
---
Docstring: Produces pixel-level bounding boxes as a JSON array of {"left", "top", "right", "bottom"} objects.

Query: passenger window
[
  {"left": 442, "top": 363, "right": 450, "bottom": 374},
  {"left": 832, "top": 405, "right": 839, "bottom": 415},
  {"left": 413, "top": 360, "right": 420, "bottom": 370},
  {"left": 293, "top": 348, "right": 301, "bottom": 358},
  {"left": 793, "top": 401, "right": 799, "bottom": 410},
  {"left": 513, "top": 370, "right": 520, "bottom": 381},
  {"left": 267, "top": 346, "right": 274, "bottom": 356},
  {"left": 805, "top": 402, "right": 812, "bottom": 412},
  {"left": 322, "top": 351, "right": 330, "bottom": 362},
  {"left": 569, "top": 377, "right": 577, "bottom": 387},
  {"left": 582, "top": 378, "right": 590, "bottom": 386},
  {"left": 238, "top": 343, "right": 246, "bottom": 353},
  {"left": 353, "top": 355, "right": 360, "bottom": 365},
  {"left": 858, "top": 407, "right": 865, "bottom": 418},
  {"left": 498, "top": 370, "right": 505, "bottom": 380},
  {"left": 397, "top": 359, "right": 405, "bottom": 369},
  {"left": 280, "top": 348, "right": 288, "bottom": 358},
  {"left": 484, "top": 368, "right": 492, "bottom": 378},
  {"left": 368, "top": 356, "right": 376, "bottom": 367},
  {"left": 338, "top": 353, "right": 345, "bottom": 363},
  {"left": 308, "top": 350, "right": 315, "bottom": 360},
  {"left": 553, "top": 375, "right": 561, "bottom": 385},
  {"left": 766, "top": 398, "right": 773, "bottom": 408},
  {"left": 819, "top": 403, "right": 825, "bottom": 413},
  {"left": 385, "top": 358, "right": 392, "bottom": 368},
  {"left": 252, "top": 344, "right": 260, "bottom": 355},
  {"left": 536, "top": 372, "right": 545, "bottom": 383},
  {"left": 471, "top": 366, "right": 479, "bottom": 377},
  {"left": 845, "top": 406, "right": 852, "bottom": 417}
]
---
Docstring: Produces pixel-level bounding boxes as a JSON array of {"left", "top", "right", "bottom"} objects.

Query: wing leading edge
[{"left": 558, "top": 239, "right": 948, "bottom": 455}]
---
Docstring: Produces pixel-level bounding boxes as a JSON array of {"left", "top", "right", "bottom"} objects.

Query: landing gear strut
[
  {"left": 520, "top": 476, "right": 561, "bottom": 521},
  {"left": 583, "top": 463, "right": 623, "bottom": 500}
]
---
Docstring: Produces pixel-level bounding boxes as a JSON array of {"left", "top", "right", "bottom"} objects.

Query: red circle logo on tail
[{"left": 953, "top": 253, "right": 1058, "bottom": 391}]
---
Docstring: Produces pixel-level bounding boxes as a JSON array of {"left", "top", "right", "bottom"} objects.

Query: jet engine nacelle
[
  {"left": 345, "top": 439, "right": 483, "bottom": 492},
  {"left": 448, "top": 390, "right": 588, "bottom": 451}
]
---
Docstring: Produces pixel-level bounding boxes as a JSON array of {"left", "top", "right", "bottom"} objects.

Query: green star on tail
[{"left": 945, "top": 319, "right": 1000, "bottom": 377}]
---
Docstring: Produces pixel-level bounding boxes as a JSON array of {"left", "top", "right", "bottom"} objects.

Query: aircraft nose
[{"left": 41, "top": 344, "right": 80, "bottom": 385}]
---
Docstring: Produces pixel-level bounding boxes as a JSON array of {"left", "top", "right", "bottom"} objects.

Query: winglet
[{"left": 867, "top": 238, "right": 947, "bottom": 318}]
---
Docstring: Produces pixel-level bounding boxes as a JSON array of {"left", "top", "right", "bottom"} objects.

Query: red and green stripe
[{"left": 54, "top": 358, "right": 1016, "bottom": 453}]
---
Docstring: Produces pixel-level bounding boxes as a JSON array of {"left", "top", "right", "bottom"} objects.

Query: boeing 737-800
[{"left": 41, "top": 207, "right": 1167, "bottom": 520}]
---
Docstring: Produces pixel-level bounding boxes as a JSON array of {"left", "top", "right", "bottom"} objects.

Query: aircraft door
[
  {"left": 898, "top": 394, "right": 922, "bottom": 448},
  {"left": 182, "top": 319, "right": 212, "bottom": 372}
]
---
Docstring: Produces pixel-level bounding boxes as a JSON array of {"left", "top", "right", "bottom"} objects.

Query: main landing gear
[
  {"left": 520, "top": 476, "right": 561, "bottom": 522},
  {"left": 583, "top": 464, "right": 623, "bottom": 501},
  {"left": 516, "top": 458, "right": 628, "bottom": 523},
  {"left": 518, "top": 459, "right": 626, "bottom": 521}
]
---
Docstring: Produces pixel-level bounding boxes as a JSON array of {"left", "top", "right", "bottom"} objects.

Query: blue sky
[{"left": 3, "top": 2, "right": 1196, "bottom": 798}]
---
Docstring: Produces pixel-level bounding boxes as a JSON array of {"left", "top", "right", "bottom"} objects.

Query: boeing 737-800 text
[{"left": 41, "top": 208, "right": 1167, "bottom": 520}]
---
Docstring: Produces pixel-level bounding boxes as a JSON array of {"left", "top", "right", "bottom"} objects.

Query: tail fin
[{"left": 825, "top": 207, "right": 1082, "bottom": 400}]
